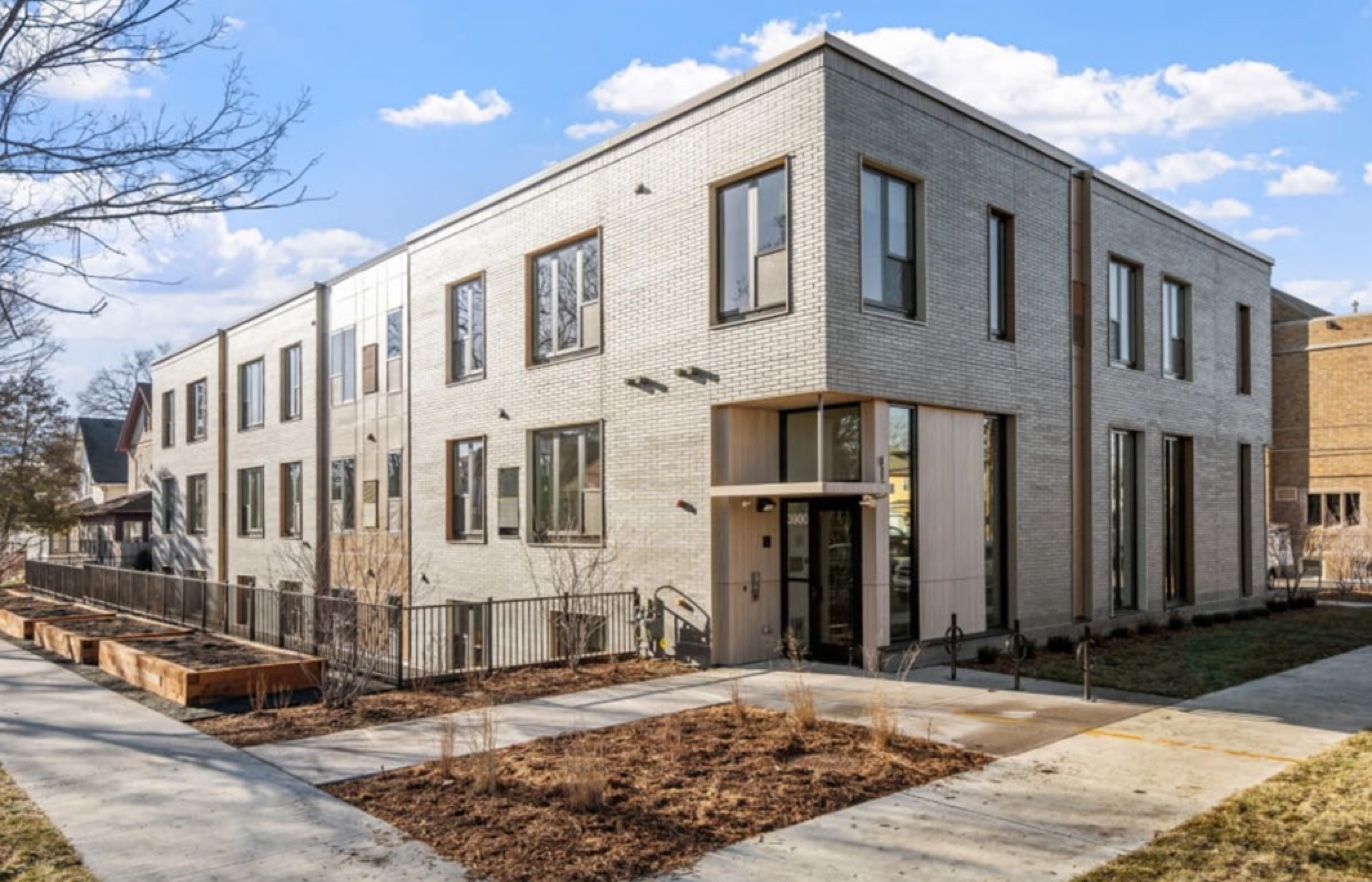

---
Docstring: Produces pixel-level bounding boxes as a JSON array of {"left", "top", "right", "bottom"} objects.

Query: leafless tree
[
  {"left": 1322, "top": 529, "right": 1372, "bottom": 597},
  {"left": 524, "top": 536, "right": 620, "bottom": 674},
  {"left": 0, "top": 0, "right": 317, "bottom": 331},
  {"left": 76, "top": 341, "right": 169, "bottom": 417}
]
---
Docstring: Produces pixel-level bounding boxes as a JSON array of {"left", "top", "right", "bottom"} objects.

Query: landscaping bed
[
  {"left": 327, "top": 704, "right": 991, "bottom": 882},
  {"left": 0, "top": 602, "right": 111, "bottom": 640},
  {"left": 972, "top": 604, "right": 1372, "bottom": 698},
  {"left": 0, "top": 761, "right": 97, "bottom": 882},
  {"left": 99, "top": 633, "right": 323, "bottom": 706},
  {"left": 33, "top": 615, "right": 191, "bottom": 664},
  {"left": 192, "top": 657, "right": 692, "bottom": 747},
  {"left": 1073, "top": 729, "right": 1372, "bottom": 882}
]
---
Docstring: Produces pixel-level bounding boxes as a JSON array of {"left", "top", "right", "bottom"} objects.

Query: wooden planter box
[
  {"left": 0, "top": 603, "right": 113, "bottom": 640},
  {"left": 98, "top": 635, "right": 324, "bottom": 707},
  {"left": 34, "top": 616, "right": 191, "bottom": 665}
]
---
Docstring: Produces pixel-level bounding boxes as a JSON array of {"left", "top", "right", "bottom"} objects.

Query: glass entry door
[{"left": 783, "top": 499, "right": 862, "bottom": 664}]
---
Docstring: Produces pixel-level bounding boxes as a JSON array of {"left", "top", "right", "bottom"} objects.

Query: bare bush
[
  {"left": 563, "top": 745, "right": 610, "bottom": 811},
  {"left": 524, "top": 532, "right": 621, "bottom": 674},
  {"left": 867, "top": 689, "right": 897, "bottom": 752},
  {"left": 463, "top": 706, "right": 500, "bottom": 795},
  {"left": 727, "top": 680, "right": 748, "bottom": 725},
  {"left": 660, "top": 714, "right": 685, "bottom": 763},
  {"left": 248, "top": 674, "right": 269, "bottom": 714},
  {"left": 777, "top": 630, "right": 817, "bottom": 731},
  {"left": 437, "top": 719, "right": 458, "bottom": 779}
]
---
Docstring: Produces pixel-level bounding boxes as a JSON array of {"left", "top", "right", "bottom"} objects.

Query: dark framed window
[
  {"left": 715, "top": 164, "right": 788, "bottom": 320},
  {"left": 161, "top": 476, "right": 176, "bottom": 532},
  {"left": 387, "top": 308, "right": 403, "bottom": 360},
  {"left": 782, "top": 405, "right": 861, "bottom": 482},
  {"left": 888, "top": 405, "right": 916, "bottom": 642},
  {"left": 1110, "top": 430, "right": 1140, "bottom": 611},
  {"left": 988, "top": 209, "right": 1014, "bottom": 340},
  {"left": 497, "top": 466, "right": 519, "bottom": 538},
  {"left": 1163, "top": 280, "right": 1191, "bottom": 380},
  {"left": 187, "top": 379, "right": 207, "bottom": 442},
  {"left": 187, "top": 474, "right": 207, "bottom": 535},
  {"left": 281, "top": 462, "right": 303, "bottom": 538},
  {"left": 449, "top": 276, "right": 485, "bottom": 381},
  {"left": 448, "top": 438, "right": 485, "bottom": 541},
  {"left": 531, "top": 233, "right": 600, "bottom": 363},
  {"left": 330, "top": 457, "right": 355, "bottom": 532},
  {"left": 238, "top": 359, "right": 264, "bottom": 430},
  {"left": 281, "top": 344, "right": 303, "bottom": 421},
  {"left": 161, "top": 390, "right": 175, "bottom": 447},
  {"left": 1237, "top": 303, "right": 1252, "bottom": 394},
  {"left": 531, "top": 423, "right": 602, "bottom": 542},
  {"left": 984, "top": 414, "right": 1008, "bottom": 630},
  {"left": 238, "top": 467, "right": 264, "bottom": 536},
  {"left": 388, "top": 451, "right": 403, "bottom": 499},
  {"left": 861, "top": 166, "right": 919, "bottom": 317},
  {"left": 1108, "top": 259, "right": 1141, "bottom": 368},
  {"left": 1163, "top": 435, "right": 1193, "bottom": 606},
  {"left": 1239, "top": 445, "right": 1252, "bottom": 597},
  {"left": 1307, "top": 492, "right": 1360, "bottom": 527}
]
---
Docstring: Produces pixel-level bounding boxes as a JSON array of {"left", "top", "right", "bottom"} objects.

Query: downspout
[
  {"left": 314, "top": 282, "right": 331, "bottom": 594},
  {"left": 216, "top": 329, "right": 228, "bottom": 582}
]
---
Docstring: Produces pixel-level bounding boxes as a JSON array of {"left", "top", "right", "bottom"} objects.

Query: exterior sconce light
[
  {"left": 624, "top": 375, "right": 652, "bottom": 388},
  {"left": 366, "top": 432, "right": 377, "bottom": 442},
  {"left": 755, "top": 497, "right": 777, "bottom": 513},
  {"left": 675, "top": 366, "right": 705, "bottom": 380},
  {"left": 635, "top": 183, "right": 651, "bottom": 195},
  {"left": 498, "top": 408, "right": 510, "bottom": 420}
]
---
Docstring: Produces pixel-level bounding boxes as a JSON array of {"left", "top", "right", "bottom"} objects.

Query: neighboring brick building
[{"left": 148, "top": 34, "right": 1273, "bottom": 666}]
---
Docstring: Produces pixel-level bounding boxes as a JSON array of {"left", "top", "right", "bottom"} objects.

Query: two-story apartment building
[{"left": 148, "top": 34, "right": 1272, "bottom": 666}]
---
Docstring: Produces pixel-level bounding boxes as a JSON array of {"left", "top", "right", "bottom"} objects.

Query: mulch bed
[
  {"left": 7, "top": 604, "right": 104, "bottom": 620},
  {"left": 192, "top": 658, "right": 692, "bottom": 747},
  {"left": 124, "top": 633, "right": 303, "bottom": 669},
  {"left": 46, "top": 616, "right": 187, "bottom": 638},
  {"left": 0, "top": 596, "right": 59, "bottom": 611},
  {"left": 327, "top": 705, "right": 990, "bottom": 882}
]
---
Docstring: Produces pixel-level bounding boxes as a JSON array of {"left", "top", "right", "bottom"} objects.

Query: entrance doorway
[{"left": 782, "top": 499, "right": 862, "bottom": 664}]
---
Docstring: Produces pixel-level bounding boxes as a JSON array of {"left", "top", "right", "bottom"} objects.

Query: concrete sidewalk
[
  {"left": 663, "top": 645, "right": 1372, "bottom": 881},
  {"left": 0, "top": 637, "right": 467, "bottom": 882}
]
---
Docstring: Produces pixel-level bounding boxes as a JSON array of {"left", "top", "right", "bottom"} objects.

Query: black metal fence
[{"left": 22, "top": 560, "right": 642, "bottom": 686}]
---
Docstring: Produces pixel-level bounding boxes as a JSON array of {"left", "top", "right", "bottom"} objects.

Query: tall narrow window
[
  {"left": 1110, "top": 430, "right": 1139, "bottom": 611},
  {"left": 238, "top": 467, "right": 264, "bottom": 536},
  {"left": 362, "top": 479, "right": 379, "bottom": 529},
  {"left": 387, "top": 450, "right": 403, "bottom": 533},
  {"left": 1239, "top": 444, "right": 1252, "bottom": 597},
  {"left": 281, "top": 462, "right": 303, "bottom": 538},
  {"left": 449, "top": 276, "right": 485, "bottom": 381},
  {"left": 861, "top": 167, "right": 919, "bottom": 317},
  {"left": 497, "top": 467, "right": 519, "bottom": 537},
  {"left": 386, "top": 308, "right": 403, "bottom": 392},
  {"left": 888, "top": 406, "right": 916, "bottom": 642},
  {"left": 531, "top": 423, "right": 602, "bottom": 542},
  {"left": 362, "top": 343, "right": 379, "bottom": 395},
  {"left": 329, "top": 327, "right": 356, "bottom": 405},
  {"left": 782, "top": 405, "right": 861, "bottom": 482},
  {"left": 187, "top": 474, "right": 207, "bottom": 535},
  {"left": 281, "top": 344, "right": 302, "bottom": 421},
  {"left": 532, "top": 234, "right": 600, "bottom": 363},
  {"left": 988, "top": 209, "right": 1014, "bottom": 340},
  {"left": 984, "top": 414, "right": 1008, "bottom": 630},
  {"left": 1163, "top": 280, "right": 1190, "bottom": 380},
  {"left": 716, "top": 165, "right": 788, "bottom": 319},
  {"left": 238, "top": 359, "right": 264, "bottom": 430},
  {"left": 330, "top": 457, "right": 355, "bottom": 532},
  {"left": 1308, "top": 493, "right": 1324, "bottom": 527},
  {"left": 1237, "top": 303, "right": 1252, "bottom": 394},
  {"left": 449, "top": 438, "right": 486, "bottom": 541},
  {"left": 1108, "top": 260, "right": 1141, "bottom": 368},
  {"left": 1163, "top": 435, "right": 1193, "bottom": 605},
  {"left": 160, "top": 390, "right": 175, "bottom": 447},
  {"left": 161, "top": 476, "right": 176, "bottom": 532},
  {"left": 187, "top": 380, "right": 207, "bottom": 442}
]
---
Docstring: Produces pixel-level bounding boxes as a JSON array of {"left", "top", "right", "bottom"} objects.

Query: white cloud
[
  {"left": 589, "top": 58, "right": 733, "bottom": 116},
  {"left": 1179, "top": 198, "right": 1252, "bottom": 222},
  {"left": 564, "top": 119, "right": 622, "bottom": 140},
  {"left": 585, "top": 18, "right": 1342, "bottom": 154},
  {"left": 1364, "top": 161, "right": 1372, "bottom": 186},
  {"left": 378, "top": 89, "right": 511, "bottom": 127},
  {"left": 222, "top": 16, "right": 246, "bottom": 32},
  {"left": 1282, "top": 279, "right": 1372, "bottom": 314},
  {"left": 1103, "top": 150, "right": 1260, "bottom": 191},
  {"left": 1266, "top": 163, "right": 1340, "bottom": 196},
  {"left": 1243, "top": 225, "right": 1300, "bottom": 242}
]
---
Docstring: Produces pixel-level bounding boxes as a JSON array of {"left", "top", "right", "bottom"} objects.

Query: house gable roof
[
  {"left": 116, "top": 382, "right": 153, "bottom": 454},
  {"left": 76, "top": 416, "right": 128, "bottom": 484}
]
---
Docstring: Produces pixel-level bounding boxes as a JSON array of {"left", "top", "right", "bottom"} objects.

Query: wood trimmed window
[
  {"left": 187, "top": 474, "right": 207, "bottom": 535},
  {"left": 387, "top": 450, "right": 403, "bottom": 534},
  {"left": 530, "top": 232, "right": 600, "bottom": 364},
  {"left": 497, "top": 466, "right": 519, "bottom": 538},
  {"left": 714, "top": 162, "right": 788, "bottom": 321},
  {"left": 988, "top": 208, "right": 1014, "bottom": 340},
  {"left": 280, "top": 462, "right": 303, "bottom": 538},
  {"left": 449, "top": 275, "right": 485, "bottom": 382},
  {"left": 238, "top": 358, "right": 265, "bottom": 430},
  {"left": 187, "top": 379, "right": 207, "bottom": 442},
  {"left": 281, "top": 344, "right": 303, "bottom": 421},
  {"left": 530, "top": 423, "right": 602, "bottom": 543},
  {"left": 237, "top": 466, "right": 264, "bottom": 537},
  {"left": 330, "top": 457, "right": 355, "bottom": 533},
  {"left": 860, "top": 164, "right": 923, "bottom": 319},
  {"left": 447, "top": 437, "right": 486, "bottom": 541},
  {"left": 161, "top": 390, "right": 175, "bottom": 447},
  {"left": 161, "top": 476, "right": 176, "bottom": 532}
]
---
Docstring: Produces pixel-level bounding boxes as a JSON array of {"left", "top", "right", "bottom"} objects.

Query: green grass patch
[
  {"left": 975, "top": 606, "right": 1372, "bottom": 698},
  {"left": 1073, "top": 729, "right": 1372, "bottom": 882},
  {"left": 0, "top": 762, "right": 97, "bottom": 882}
]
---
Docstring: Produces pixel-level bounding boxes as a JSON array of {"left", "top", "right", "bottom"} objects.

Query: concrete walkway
[
  {"left": 663, "top": 645, "right": 1372, "bottom": 881},
  {"left": 0, "top": 637, "right": 468, "bottom": 882}
]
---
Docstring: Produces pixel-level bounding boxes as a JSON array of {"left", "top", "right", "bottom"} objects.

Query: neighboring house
[
  {"left": 149, "top": 34, "right": 1272, "bottom": 666},
  {"left": 69, "top": 411, "right": 151, "bottom": 567},
  {"left": 1269, "top": 293, "right": 1372, "bottom": 587}
]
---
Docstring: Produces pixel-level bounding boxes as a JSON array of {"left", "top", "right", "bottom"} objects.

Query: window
[
  {"left": 782, "top": 405, "right": 861, "bottom": 482},
  {"left": 161, "top": 477, "right": 176, "bottom": 532},
  {"left": 532, "top": 233, "right": 600, "bottom": 363},
  {"left": 161, "top": 390, "right": 175, "bottom": 447},
  {"left": 984, "top": 414, "right": 1008, "bottom": 630},
  {"left": 187, "top": 474, "right": 207, "bottom": 535},
  {"left": 1108, "top": 260, "right": 1141, "bottom": 368},
  {"left": 448, "top": 438, "right": 485, "bottom": 541},
  {"left": 238, "top": 359, "right": 264, "bottom": 430},
  {"left": 363, "top": 479, "right": 379, "bottom": 529},
  {"left": 497, "top": 467, "right": 519, "bottom": 538},
  {"left": 861, "top": 166, "right": 919, "bottom": 317},
  {"left": 387, "top": 308, "right": 402, "bottom": 360},
  {"left": 888, "top": 406, "right": 916, "bottom": 643},
  {"left": 1307, "top": 492, "right": 1361, "bottom": 527},
  {"left": 988, "top": 209, "right": 1014, "bottom": 340},
  {"left": 387, "top": 450, "right": 402, "bottom": 534},
  {"left": 330, "top": 457, "right": 355, "bottom": 532},
  {"left": 449, "top": 276, "right": 485, "bottom": 381},
  {"left": 1110, "top": 430, "right": 1139, "bottom": 612},
  {"left": 1237, "top": 303, "right": 1252, "bottom": 394},
  {"left": 716, "top": 165, "right": 788, "bottom": 319},
  {"left": 187, "top": 380, "right": 207, "bottom": 442},
  {"left": 1163, "top": 435, "right": 1193, "bottom": 606},
  {"left": 1239, "top": 445, "right": 1252, "bottom": 597},
  {"left": 1163, "top": 280, "right": 1190, "bottom": 380},
  {"left": 281, "top": 345, "right": 302, "bottom": 421},
  {"left": 281, "top": 462, "right": 303, "bottom": 538},
  {"left": 238, "top": 467, "right": 264, "bottom": 536},
  {"left": 362, "top": 342, "right": 379, "bottom": 395},
  {"left": 329, "top": 327, "right": 356, "bottom": 405},
  {"left": 531, "top": 423, "right": 602, "bottom": 542}
]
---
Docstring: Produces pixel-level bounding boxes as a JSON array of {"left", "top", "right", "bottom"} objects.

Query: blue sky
[{"left": 45, "top": 0, "right": 1372, "bottom": 402}]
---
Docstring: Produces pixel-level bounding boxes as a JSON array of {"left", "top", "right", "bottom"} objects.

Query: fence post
[
  {"left": 485, "top": 596, "right": 494, "bottom": 676},
  {"left": 221, "top": 582, "right": 229, "bottom": 633},
  {"left": 394, "top": 601, "right": 406, "bottom": 690}
]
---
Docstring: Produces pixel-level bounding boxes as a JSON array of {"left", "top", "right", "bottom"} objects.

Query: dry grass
[
  {"left": 0, "top": 762, "right": 97, "bottom": 882},
  {"left": 1074, "top": 730, "right": 1372, "bottom": 882},
  {"left": 563, "top": 745, "right": 610, "bottom": 811},
  {"left": 867, "top": 689, "right": 897, "bottom": 752},
  {"left": 785, "top": 675, "right": 818, "bottom": 730},
  {"left": 437, "top": 718, "right": 458, "bottom": 778},
  {"left": 463, "top": 707, "right": 500, "bottom": 795},
  {"left": 660, "top": 713, "right": 686, "bottom": 763},
  {"left": 727, "top": 680, "right": 748, "bottom": 725},
  {"left": 248, "top": 674, "right": 269, "bottom": 714}
]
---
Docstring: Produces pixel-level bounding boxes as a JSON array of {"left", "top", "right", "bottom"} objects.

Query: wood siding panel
[{"left": 917, "top": 406, "right": 987, "bottom": 639}]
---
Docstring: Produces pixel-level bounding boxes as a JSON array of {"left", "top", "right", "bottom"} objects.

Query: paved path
[
  {"left": 663, "top": 645, "right": 1372, "bottom": 881},
  {"left": 0, "top": 637, "right": 468, "bottom": 882}
]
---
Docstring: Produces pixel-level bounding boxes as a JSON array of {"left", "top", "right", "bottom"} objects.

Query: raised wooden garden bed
[
  {"left": 98, "top": 633, "right": 324, "bottom": 706},
  {"left": 34, "top": 616, "right": 191, "bottom": 664},
  {"left": 0, "top": 601, "right": 112, "bottom": 640}
]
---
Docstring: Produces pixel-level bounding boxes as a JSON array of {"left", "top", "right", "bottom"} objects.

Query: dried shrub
[
  {"left": 785, "top": 676, "right": 818, "bottom": 731},
  {"left": 463, "top": 707, "right": 499, "bottom": 795},
  {"left": 563, "top": 746, "right": 610, "bottom": 811},
  {"left": 727, "top": 680, "right": 748, "bottom": 725},
  {"left": 437, "top": 719, "right": 458, "bottom": 779},
  {"left": 867, "top": 689, "right": 897, "bottom": 752},
  {"left": 249, "top": 674, "right": 269, "bottom": 714},
  {"left": 660, "top": 714, "right": 686, "bottom": 764}
]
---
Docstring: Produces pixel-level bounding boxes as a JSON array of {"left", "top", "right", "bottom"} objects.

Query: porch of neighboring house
[{"left": 75, "top": 491, "right": 153, "bottom": 569}]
